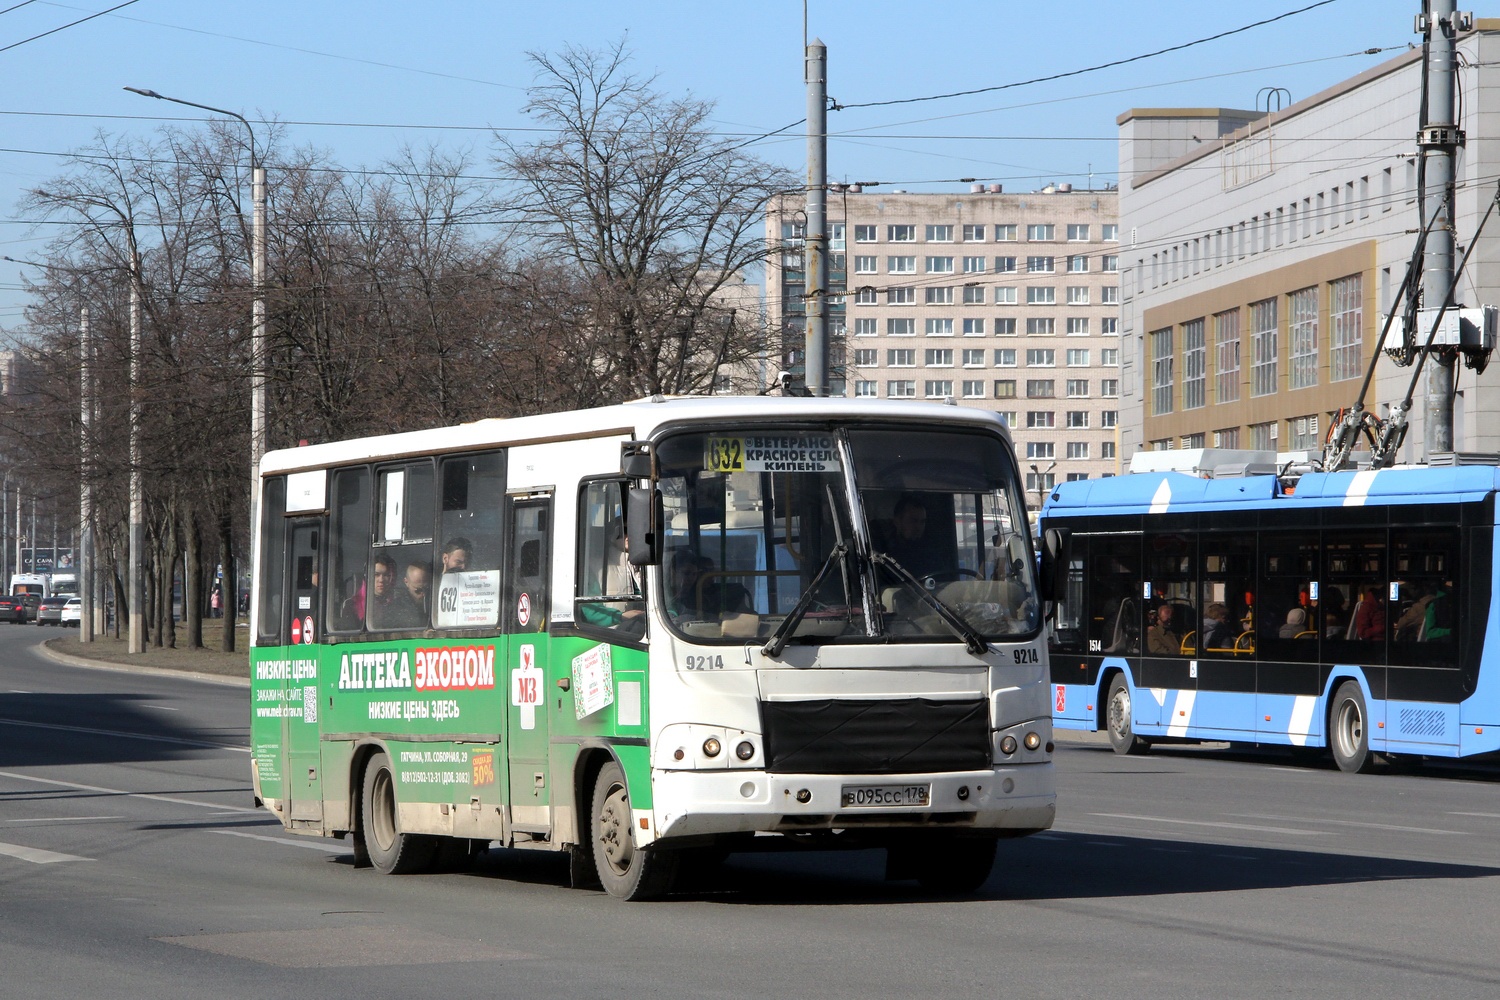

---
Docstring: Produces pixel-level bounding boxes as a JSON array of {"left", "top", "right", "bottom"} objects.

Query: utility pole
[
  {"left": 79, "top": 305, "right": 94, "bottom": 643},
  {"left": 129, "top": 251, "right": 144, "bottom": 653},
  {"left": 1421, "top": 0, "right": 1461, "bottom": 456},
  {"left": 803, "top": 38, "right": 828, "bottom": 398}
]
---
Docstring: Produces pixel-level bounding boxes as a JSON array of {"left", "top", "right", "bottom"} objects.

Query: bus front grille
[{"left": 761, "top": 698, "right": 989, "bottom": 775}]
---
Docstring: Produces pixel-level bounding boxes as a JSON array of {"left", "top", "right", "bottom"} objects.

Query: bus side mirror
[
  {"left": 1039, "top": 527, "right": 1070, "bottom": 605},
  {"left": 621, "top": 441, "right": 653, "bottom": 480},
  {"left": 627, "top": 486, "right": 662, "bottom": 567}
]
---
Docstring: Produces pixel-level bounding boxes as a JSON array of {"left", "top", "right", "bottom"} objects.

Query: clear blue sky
[{"left": 0, "top": 0, "right": 1423, "bottom": 325}]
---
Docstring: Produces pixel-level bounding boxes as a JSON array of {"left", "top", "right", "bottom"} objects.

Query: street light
[{"left": 1029, "top": 461, "right": 1056, "bottom": 515}]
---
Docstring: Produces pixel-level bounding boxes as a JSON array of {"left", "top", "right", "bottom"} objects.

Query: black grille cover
[{"left": 762, "top": 698, "right": 989, "bottom": 775}]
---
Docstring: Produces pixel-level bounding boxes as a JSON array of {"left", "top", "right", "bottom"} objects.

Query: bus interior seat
[{"left": 1103, "top": 597, "right": 1137, "bottom": 653}]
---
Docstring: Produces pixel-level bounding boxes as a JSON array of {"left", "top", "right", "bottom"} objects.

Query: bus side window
[
  {"left": 576, "top": 480, "right": 644, "bottom": 635},
  {"left": 433, "top": 452, "right": 505, "bottom": 629},
  {"left": 256, "top": 476, "right": 287, "bottom": 643},
  {"left": 328, "top": 467, "right": 371, "bottom": 632}
]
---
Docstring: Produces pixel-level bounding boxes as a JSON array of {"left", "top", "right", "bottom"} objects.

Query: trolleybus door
[
  {"left": 283, "top": 517, "right": 324, "bottom": 823},
  {"left": 505, "top": 493, "right": 553, "bottom": 834}
]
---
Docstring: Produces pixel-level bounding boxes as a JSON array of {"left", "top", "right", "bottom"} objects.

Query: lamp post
[{"left": 1028, "top": 462, "right": 1056, "bottom": 516}]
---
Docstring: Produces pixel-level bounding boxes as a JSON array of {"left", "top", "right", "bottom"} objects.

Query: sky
[{"left": 0, "top": 0, "right": 1428, "bottom": 327}]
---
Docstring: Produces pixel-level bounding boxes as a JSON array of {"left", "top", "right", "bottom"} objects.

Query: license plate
[{"left": 840, "top": 784, "right": 930, "bottom": 808}]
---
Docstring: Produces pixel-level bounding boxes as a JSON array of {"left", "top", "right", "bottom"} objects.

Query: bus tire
[
  {"left": 911, "top": 836, "right": 997, "bottom": 893},
  {"left": 1106, "top": 674, "right": 1150, "bottom": 756},
  {"left": 590, "top": 760, "right": 677, "bottom": 900},
  {"left": 360, "top": 751, "right": 436, "bottom": 874},
  {"left": 1330, "top": 681, "right": 1377, "bottom": 774}
]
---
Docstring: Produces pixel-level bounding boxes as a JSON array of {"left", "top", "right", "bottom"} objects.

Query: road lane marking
[
  {"left": 0, "top": 840, "right": 90, "bottom": 864},
  {"left": 208, "top": 830, "right": 348, "bottom": 853},
  {"left": 0, "top": 770, "right": 258, "bottom": 813},
  {"left": 1234, "top": 814, "right": 1467, "bottom": 836},
  {"left": 1090, "top": 812, "right": 1331, "bottom": 836},
  {"left": 144, "top": 705, "right": 181, "bottom": 712},
  {"left": 8, "top": 816, "right": 124, "bottom": 823},
  {"left": 0, "top": 717, "right": 248, "bottom": 753},
  {"left": 1450, "top": 811, "right": 1500, "bottom": 819}
]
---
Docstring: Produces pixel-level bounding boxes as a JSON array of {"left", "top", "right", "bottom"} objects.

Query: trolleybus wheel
[
  {"left": 1330, "top": 681, "right": 1377, "bottom": 774},
  {"left": 911, "top": 836, "right": 998, "bottom": 893},
  {"left": 590, "top": 760, "right": 677, "bottom": 901},
  {"left": 360, "top": 751, "right": 436, "bottom": 874},
  {"left": 1107, "top": 674, "right": 1150, "bottom": 756}
]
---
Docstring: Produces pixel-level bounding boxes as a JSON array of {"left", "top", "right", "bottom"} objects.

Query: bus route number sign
[
  {"left": 704, "top": 435, "right": 840, "bottom": 474},
  {"left": 705, "top": 437, "right": 744, "bottom": 472}
]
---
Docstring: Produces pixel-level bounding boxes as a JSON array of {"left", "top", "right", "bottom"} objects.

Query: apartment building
[{"left": 767, "top": 186, "right": 1122, "bottom": 493}]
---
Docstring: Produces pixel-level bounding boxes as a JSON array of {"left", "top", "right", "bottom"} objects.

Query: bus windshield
[{"left": 654, "top": 425, "right": 1038, "bottom": 644}]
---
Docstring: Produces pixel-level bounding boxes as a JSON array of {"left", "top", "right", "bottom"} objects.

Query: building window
[
  {"left": 1065, "top": 317, "right": 1089, "bottom": 336},
  {"left": 888, "top": 256, "right": 916, "bottom": 273},
  {"left": 962, "top": 318, "right": 986, "bottom": 336},
  {"left": 995, "top": 287, "right": 1017, "bottom": 305},
  {"left": 995, "top": 256, "right": 1018, "bottom": 273},
  {"left": 963, "top": 256, "right": 987, "bottom": 274},
  {"left": 1100, "top": 378, "right": 1119, "bottom": 397},
  {"left": 1151, "top": 327, "right": 1174, "bottom": 416},
  {"left": 1066, "top": 410, "right": 1089, "bottom": 428},
  {"left": 1066, "top": 441, "right": 1090, "bottom": 460},
  {"left": 1101, "top": 441, "right": 1116, "bottom": 459},
  {"left": 1066, "top": 378, "right": 1089, "bottom": 397},
  {"left": 1067, "top": 255, "right": 1089, "bottom": 273},
  {"left": 962, "top": 224, "right": 986, "bottom": 242},
  {"left": 853, "top": 349, "right": 878, "bottom": 367},
  {"left": 997, "top": 410, "right": 1018, "bottom": 426},
  {"left": 1289, "top": 286, "right": 1319, "bottom": 390},
  {"left": 854, "top": 225, "right": 877, "bottom": 242},
  {"left": 1026, "top": 411, "right": 1056, "bottom": 429},
  {"left": 995, "top": 224, "right": 1018, "bottom": 241},
  {"left": 851, "top": 287, "right": 877, "bottom": 305},
  {"left": 1250, "top": 297, "right": 1278, "bottom": 397},
  {"left": 962, "top": 348, "right": 986, "bottom": 367},
  {"left": 995, "top": 349, "right": 1017, "bottom": 367},
  {"left": 962, "top": 285, "right": 987, "bottom": 305},
  {"left": 1182, "top": 318, "right": 1206, "bottom": 410},
  {"left": 926, "top": 286, "right": 954, "bottom": 304},
  {"left": 1066, "top": 224, "right": 1089, "bottom": 242},
  {"left": 926, "top": 224, "right": 953, "bottom": 242},
  {"left": 925, "top": 380, "right": 953, "bottom": 398},
  {"left": 1330, "top": 273, "right": 1363, "bottom": 381},
  {"left": 961, "top": 379, "right": 985, "bottom": 398},
  {"left": 1027, "top": 256, "right": 1055, "bottom": 273},
  {"left": 1249, "top": 420, "right": 1276, "bottom": 450},
  {"left": 1182, "top": 433, "right": 1205, "bottom": 449},
  {"left": 1026, "top": 348, "right": 1055, "bottom": 366},
  {"left": 887, "top": 348, "right": 915, "bottom": 367},
  {"left": 1025, "top": 470, "right": 1057, "bottom": 494},
  {"left": 1101, "top": 254, "right": 1119, "bottom": 272},
  {"left": 887, "top": 379, "right": 915, "bottom": 398},
  {"left": 854, "top": 255, "right": 878, "bottom": 274},
  {"left": 926, "top": 256, "right": 955, "bottom": 274},
  {"left": 925, "top": 318, "right": 954, "bottom": 336},
  {"left": 1066, "top": 286, "right": 1090, "bottom": 305},
  {"left": 1066, "top": 348, "right": 1089, "bottom": 367},
  {"left": 1101, "top": 317, "right": 1118, "bottom": 335},
  {"left": 995, "top": 318, "right": 1017, "bottom": 335},
  {"left": 1027, "top": 224, "right": 1054, "bottom": 241},
  {"left": 1215, "top": 309, "right": 1240, "bottom": 403},
  {"left": 1102, "top": 224, "right": 1118, "bottom": 241},
  {"left": 1288, "top": 414, "right": 1320, "bottom": 450},
  {"left": 889, "top": 224, "right": 915, "bottom": 242},
  {"left": 1101, "top": 410, "right": 1117, "bottom": 428},
  {"left": 1027, "top": 286, "right": 1056, "bottom": 305},
  {"left": 888, "top": 318, "right": 915, "bottom": 336},
  {"left": 1100, "top": 348, "right": 1118, "bottom": 366},
  {"left": 1026, "top": 442, "right": 1055, "bottom": 460},
  {"left": 1026, "top": 379, "right": 1056, "bottom": 398},
  {"left": 888, "top": 287, "right": 915, "bottom": 305},
  {"left": 1026, "top": 317, "right": 1055, "bottom": 336},
  {"left": 1214, "top": 427, "right": 1240, "bottom": 448},
  {"left": 1098, "top": 286, "right": 1118, "bottom": 306},
  {"left": 994, "top": 379, "right": 1017, "bottom": 399},
  {"left": 853, "top": 380, "right": 878, "bottom": 397},
  {"left": 924, "top": 348, "right": 954, "bottom": 367}
]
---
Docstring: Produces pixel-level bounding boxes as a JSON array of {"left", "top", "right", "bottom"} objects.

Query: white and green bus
[{"left": 250, "top": 396, "right": 1061, "bottom": 899}]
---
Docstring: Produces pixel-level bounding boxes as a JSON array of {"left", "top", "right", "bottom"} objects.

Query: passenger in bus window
[
  {"left": 879, "top": 493, "right": 952, "bottom": 579},
  {"left": 1394, "top": 584, "right": 1434, "bottom": 641},
  {"left": 1201, "top": 602, "right": 1234, "bottom": 651},
  {"left": 1423, "top": 582, "right": 1454, "bottom": 640},
  {"left": 1317, "top": 585, "right": 1346, "bottom": 638},
  {"left": 1280, "top": 607, "right": 1309, "bottom": 638},
  {"left": 385, "top": 560, "right": 431, "bottom": 629},
  {"left": 360, "top": 554, "right": 399, "bottom": 629},
  {"left": 1146, "top": 601, "right": 1182, "bottom": 655},
  {"left": 440, "top": 536, "right": 471, "bottom": 574},
  {"left": 1352, "top": 585, "right": 1386, "bottom": 640}
]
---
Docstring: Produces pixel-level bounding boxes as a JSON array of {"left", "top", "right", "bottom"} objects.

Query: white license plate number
[{"left": 840, "top": 784, "right": 930, "bottom": 808}]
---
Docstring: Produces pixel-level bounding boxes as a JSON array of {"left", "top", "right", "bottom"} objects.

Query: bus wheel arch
[
  {"left": 1329, "top": 679, "right": 1379, "bottom": 774},
  {"left": 1104, "top": 670, "right": 1150, "bottom": 756},
  {"left": 359, "top": 749, "right": 437, "bottom": 874},
  {"left": 586, "top": 757, "right": 678, "bottom": 900}
]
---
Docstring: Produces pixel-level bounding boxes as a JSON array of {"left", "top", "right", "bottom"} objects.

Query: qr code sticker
[{"left": 302, "top": 685, "right": 318, "bottom": 724}]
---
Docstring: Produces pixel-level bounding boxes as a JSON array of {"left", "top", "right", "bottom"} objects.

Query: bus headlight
[
  {"left": 702, "top": 737, "right": 722, "bottom": 758},
  {"left": 1024, "top": 731, "right": 1042, "bottom": 751},
  {"left": 1000, "top": 735, "right": 1018, "bottom": 756},
  {"left": 735, "top": 740, "right": 755, "bottom": 761}
]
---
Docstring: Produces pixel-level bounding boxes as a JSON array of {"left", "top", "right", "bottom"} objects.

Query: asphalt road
[{"left": 3, "top": 627, "right": 1500, "bottom": 999}]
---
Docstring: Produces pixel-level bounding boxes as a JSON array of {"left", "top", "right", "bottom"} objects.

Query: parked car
[
  {"left": 36, "top": 595, "right": 69, "bottom": 626},
  {"left": 59, "top": 597, "right": 81, "bottom": 627},
  {"left": 0, "top": 595, "right": 26, "bottom": 623},
  {"left": 17, "top": 593, "right": 41, "bottom": 621}
]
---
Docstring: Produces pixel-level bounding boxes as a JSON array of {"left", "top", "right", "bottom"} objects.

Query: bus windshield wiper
[
  {"left": 870, "top": 552, "right": 991, "bottom": 656},
  {"left": 761, "top": 541, "right": 848, "bottom": 658}
]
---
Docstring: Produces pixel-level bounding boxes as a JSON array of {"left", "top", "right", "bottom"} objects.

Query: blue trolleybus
[{"left": 1041, "top": 464, "right": 1498, "bottom": 773}]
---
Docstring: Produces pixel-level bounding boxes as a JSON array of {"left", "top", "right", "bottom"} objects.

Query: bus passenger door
[
  {"left": 282, "top": 518, "right": 324, "bottom": 825},
  {"left": 505, "top": 494, "right": 553, "bottom": 836}
]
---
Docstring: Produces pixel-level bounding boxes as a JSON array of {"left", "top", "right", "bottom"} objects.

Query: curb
[{"left": 36, "top": 640, "right": 251, "bottom": 688}]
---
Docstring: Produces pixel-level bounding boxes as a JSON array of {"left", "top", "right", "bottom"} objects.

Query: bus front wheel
[
  {"left": 590, "top": 761, "right": 678, "bottom": 900},
  {"left": 1106, "top": 674, "right": 1150, "bottom": 755},
  {"left": 1330, "top": 681, "right": 1377, "bottom": 774},
  {"left": 361, "top": 751, "right": 436, "bottom": 874}
]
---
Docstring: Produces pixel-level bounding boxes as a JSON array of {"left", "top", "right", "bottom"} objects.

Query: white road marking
[
  {"left": 1091, "top": 812, "right": 1331, "bottom": 836},
  {"left": 0, "top": 770, "right": 258, "bottom": 814},
  {"left": 7, "top": 816, "right": 124, "bottom": 823},
  {"left": 0, "top": 840, "right": 90, "bottom": 864},
  {"left": 144, "top": 705, "right": 181, "bottom": 712},
  {"left": 208, "top": 830, "right": 348, "bottom": 853},
  {"left": 0, "top": 717, "right": 247, "bottom": 753},
  {"left": 1449, "top": 811, "right": 1500, "bottom": 819},
  {"left": 1235, "top": 813, "right": 1467, "bottom": 836}
]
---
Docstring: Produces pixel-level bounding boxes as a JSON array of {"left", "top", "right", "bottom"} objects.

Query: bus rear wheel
[
  {"left": 361, "top": 751, "right": 436, "bottom": 874},
  {"left": 590, "top": 760, "right": 677, "bottom": 900},
  {"left": 1106, "top": 674, "right": 1150, "bottom": 755},
  {"left": 1330, "top": 681, "right": 1377, "bottom": 774}
]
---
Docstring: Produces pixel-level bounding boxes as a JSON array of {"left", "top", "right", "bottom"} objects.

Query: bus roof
[
  {"left": 1043, "top": 464, "right": 1500, "bottom": 518},
  {"left": 258, "top": 396, "right": 1013, "bottom": 477}
]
